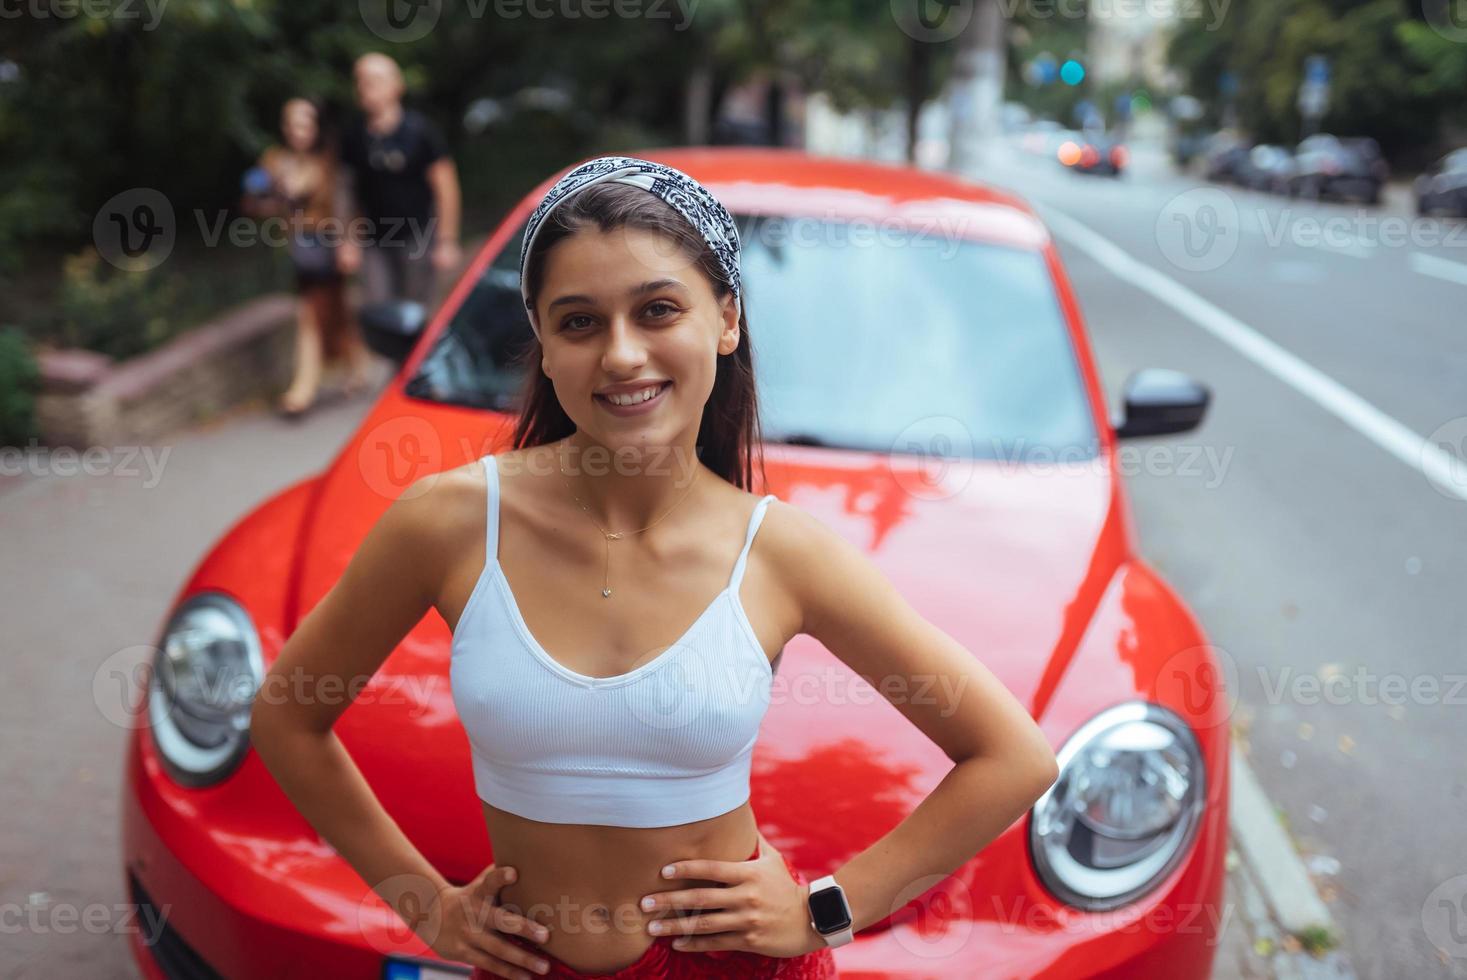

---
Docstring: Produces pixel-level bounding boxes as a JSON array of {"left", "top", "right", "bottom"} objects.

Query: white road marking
[
  {"left": 1408, "top": 251, "right": 1467, "bottom": 286},
  {"left": 1039, "top": 205, "right": 1467, "bottom": 503}
]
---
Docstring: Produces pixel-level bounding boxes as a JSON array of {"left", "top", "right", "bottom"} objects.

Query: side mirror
[
  {"left": 357, "top": 300, "right": 428, "bottom": 365},
  {"left": 1112, "top": 368, "right": 1210, "bottom": 438}
]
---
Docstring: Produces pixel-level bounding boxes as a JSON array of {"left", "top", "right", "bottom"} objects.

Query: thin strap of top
[
  {"left": 729, "top": 494, "right": 778, "bottom": 592},
  {"left": 482, "top": 453, "right": 775, "bottom": 587},
  {"left": 482, "top": 454, "right": 500, "bottom": 562}
]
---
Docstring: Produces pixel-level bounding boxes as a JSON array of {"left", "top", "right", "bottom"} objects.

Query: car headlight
[
  {"left": 1029, "top": 701, "right": 1205, "bottom": 910},
  {"left": 148, "top": 592, "right": 263, "bottom": 786}
]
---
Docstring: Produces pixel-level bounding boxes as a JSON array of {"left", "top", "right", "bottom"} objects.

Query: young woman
[
  {"left": 250, "top": 157, "right": 1060, "bottom": 979},
  {"left": 242, "top": 97, "right": 374, "bottom": 418}
]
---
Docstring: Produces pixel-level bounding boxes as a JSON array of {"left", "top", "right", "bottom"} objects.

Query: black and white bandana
[{"left": 517, "top": 155, "right": 743, "bottom": 338}]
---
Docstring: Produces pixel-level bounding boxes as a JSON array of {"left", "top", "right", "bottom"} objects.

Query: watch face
[{"left": 808, "top": 885, "right": 853, "bottom": 932}]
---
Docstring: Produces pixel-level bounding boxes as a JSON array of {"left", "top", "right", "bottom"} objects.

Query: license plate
[{"left": 383, "top": 955, "right": 473, "bottom": 979}]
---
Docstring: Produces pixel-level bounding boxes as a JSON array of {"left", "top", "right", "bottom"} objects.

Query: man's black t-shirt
[{"left": 340, "top": 107, "right": 448, "bottom": 247}]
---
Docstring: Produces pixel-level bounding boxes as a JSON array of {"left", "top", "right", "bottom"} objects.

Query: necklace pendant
[
  {"left": 602, "top": 588, "right": 612, "bottom": 597},
  {"left": 606, "top": 532, "right": 623, "bottom": 540}
]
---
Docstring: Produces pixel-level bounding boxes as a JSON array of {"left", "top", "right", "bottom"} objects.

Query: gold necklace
[{"left": 557, "top": 441, "right": 701, "bottom": 598}]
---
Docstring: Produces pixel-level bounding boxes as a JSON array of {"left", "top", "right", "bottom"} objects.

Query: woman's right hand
[{"left": 419, "top": 864, "right": 552, "bottom": 979}]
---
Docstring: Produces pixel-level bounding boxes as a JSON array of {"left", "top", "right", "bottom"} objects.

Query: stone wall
[{"left": 34, "top": 294, "right": 297, "bottom": 448}]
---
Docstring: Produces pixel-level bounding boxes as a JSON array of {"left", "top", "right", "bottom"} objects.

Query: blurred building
[{"left": 1088, "top": 1, "right": 1177, "bottom": 88}]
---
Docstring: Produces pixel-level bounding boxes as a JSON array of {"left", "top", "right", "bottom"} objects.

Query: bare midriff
[{"left": 483, "top": 797, "right": 761, "bottom": 973}]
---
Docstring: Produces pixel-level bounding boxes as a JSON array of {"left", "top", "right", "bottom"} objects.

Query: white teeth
[{"left": 604, "top": 383, "right": 665, "bottom": 406}]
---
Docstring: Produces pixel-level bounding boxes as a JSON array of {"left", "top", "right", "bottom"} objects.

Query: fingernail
[
  {"left": 661, "top": 865, "right": 675, "bottom": 878},
  {"left": 536, "top": 960, "right": 549, "bottom": 973},
  {"left": 640, "top": 897, "right": 655, "bottom": 911},
  {"left": 648, "top": 921, "right": 662, "bottom": 934}
]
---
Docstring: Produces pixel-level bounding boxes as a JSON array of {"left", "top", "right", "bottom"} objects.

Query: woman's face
[
  {"left": 535, "top": 225, "right": 740, "bottom": 460},
  {"left": 281, "top": 101, "right": 318, "bottom": 152}
]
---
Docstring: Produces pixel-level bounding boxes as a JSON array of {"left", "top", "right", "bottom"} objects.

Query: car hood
[{"left": 291, "top": 440, "right": 1124, "bottom": 886}]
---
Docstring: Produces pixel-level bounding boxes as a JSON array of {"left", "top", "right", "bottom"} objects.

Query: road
[
  {"left": 965, "top": 139, "right": 1467, "bottom": 980},
  {"left": 0, "top": 372, "right": 389, "bottom": 979}
]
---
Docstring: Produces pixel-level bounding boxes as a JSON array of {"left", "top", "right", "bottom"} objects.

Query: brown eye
[
  {"left": 561, "top": 314, "right": 594, "bottom": 332},
  {"left": 644, "top": 301, "right": 678, "bottom": 319}
]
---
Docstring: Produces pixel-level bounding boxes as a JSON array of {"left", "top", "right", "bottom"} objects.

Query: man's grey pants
[{"left": 360, "top": 236, "right": 437, "bottom": 307}]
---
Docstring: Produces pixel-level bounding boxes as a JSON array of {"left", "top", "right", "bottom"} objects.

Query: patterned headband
[{"left": 517, "top": 155, "right": 743, "bottom": 338}]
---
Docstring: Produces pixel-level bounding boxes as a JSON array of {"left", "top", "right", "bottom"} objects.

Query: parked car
[
  {"left": 1202, "top": 133, "right": 1251, "bottom": 183},
  {"left": 1289, "top": 133, "right": 1388, "bottom": 204},
  {"left": 1236, "top": 144, "right": 1295, "bottom": 194},
  {"left": 1414, "top": 148, "right": 1467, "bottom": 217},
  {"left": 122, "top": 147, "right": 1229, "bottom": 980},
  {"left": 1058, "top": 129, "right": 1129, "bottom": 176}
]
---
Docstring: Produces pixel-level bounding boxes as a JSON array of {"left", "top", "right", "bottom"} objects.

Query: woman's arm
[
  {"left": 771, "top": 501, "right": 1061, "bottom": 935},
  {"left": 249, "top": 471, "right": 454, "bottom": 930}
]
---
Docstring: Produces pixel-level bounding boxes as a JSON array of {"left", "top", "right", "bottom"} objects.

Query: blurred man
[{"left": 337, "top": 52, "right": 462, "bottom": 308}]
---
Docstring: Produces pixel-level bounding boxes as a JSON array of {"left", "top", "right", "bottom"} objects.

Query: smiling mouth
[{"left": 594, "top": 381, "right": 672, "bottom": 407}]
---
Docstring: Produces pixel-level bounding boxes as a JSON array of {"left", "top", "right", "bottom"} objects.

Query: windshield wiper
[{"left": 768, "top": 432, "right": 830, "bottom": 447}]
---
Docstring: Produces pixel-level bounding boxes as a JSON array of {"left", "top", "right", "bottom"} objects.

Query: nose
[{"left": 600, "top": 314, "right": 649, "bottom": 374}]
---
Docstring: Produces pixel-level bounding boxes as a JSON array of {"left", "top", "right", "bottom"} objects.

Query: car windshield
[{"left": 404, "top": 212, "right": 1098, "bottom": 460}]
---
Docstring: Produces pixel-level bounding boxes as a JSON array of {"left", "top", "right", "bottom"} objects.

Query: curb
[{"left": 1228, "top": 741, "right": 1357, "bottom": 978}]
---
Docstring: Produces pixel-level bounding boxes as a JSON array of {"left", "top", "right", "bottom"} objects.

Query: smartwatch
[{"left": 805, "top": 874, "right": 854, "bottom": 947}]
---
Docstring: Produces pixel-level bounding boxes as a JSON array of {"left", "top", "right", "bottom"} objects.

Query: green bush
[
  {"left": 56, "top": 248, "right": 182, "bottom": 362},
  {"left": 0, "top": 327, "right": 40, "bottom": 448}
]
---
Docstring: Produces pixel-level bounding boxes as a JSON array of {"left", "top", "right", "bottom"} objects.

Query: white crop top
[{"left": 449, "top": 453, "right": 779, "bottom": 828}]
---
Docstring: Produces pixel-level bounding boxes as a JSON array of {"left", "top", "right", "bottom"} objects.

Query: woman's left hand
[{"left": 639, "top": 829, "right": 825, "bottom": 958}]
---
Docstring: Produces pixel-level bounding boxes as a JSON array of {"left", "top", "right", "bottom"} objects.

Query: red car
[{"left": 122, "top": 148, "right": 1227, "bottom": 979}]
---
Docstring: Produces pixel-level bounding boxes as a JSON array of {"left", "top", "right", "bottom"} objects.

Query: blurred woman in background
[{"left": 243, "top": 97, "right": 374, "bottom": 418}]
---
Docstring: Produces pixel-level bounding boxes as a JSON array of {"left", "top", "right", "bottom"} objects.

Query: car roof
[{"left": 529, "top": 146, "right": 1052, "bottom": 251}]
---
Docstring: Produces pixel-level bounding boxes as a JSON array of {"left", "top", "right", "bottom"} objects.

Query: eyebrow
[{"left": 547, "top": 279, "right": 688, "bottom": 310}]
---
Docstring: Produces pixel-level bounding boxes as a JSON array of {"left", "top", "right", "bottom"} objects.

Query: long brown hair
[{"left": 510, "top": 181, "right": 767, "bottom": 492}]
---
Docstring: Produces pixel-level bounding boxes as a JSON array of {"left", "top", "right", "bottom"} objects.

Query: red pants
[{"left": 470, "top": 840, "right": 839, "bottom": 978}]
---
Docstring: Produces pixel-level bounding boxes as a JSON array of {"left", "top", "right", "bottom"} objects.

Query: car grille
[{"left": 128, "top": 870, "right": 225, "bottom": 980}]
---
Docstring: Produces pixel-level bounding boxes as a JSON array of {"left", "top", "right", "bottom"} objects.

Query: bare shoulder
[
  {"left": 380, "top": 457, "right": 491, "bottom": 600},
  {"left": 748, "top": 495, "right": 871, "bottom": 638}
]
